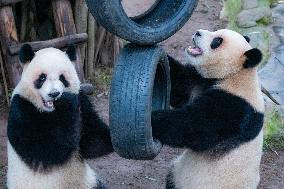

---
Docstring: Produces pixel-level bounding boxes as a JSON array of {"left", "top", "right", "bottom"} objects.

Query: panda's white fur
[
  {"left": 13, "top": 47, "right": 80, "bottom": 112},
  {"left": 152, "top": 29, "right": 264, "bottom": 189},
  {"left": 7, "top": 46, "right": 111, "bottom": 189},
  {"left": 172, "top": 131, "right": 263, "bottom": 189},
  {"left": 7, "top": 142, "right": 98, "bottom": 189}
]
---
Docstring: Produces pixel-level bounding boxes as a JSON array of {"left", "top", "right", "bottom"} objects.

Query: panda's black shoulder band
[
  {"left": 151, "top": 89, "right": 264, "bottom": 155},
  {"left": 19, "top": 44, "right": 35, "bottom": 64}
]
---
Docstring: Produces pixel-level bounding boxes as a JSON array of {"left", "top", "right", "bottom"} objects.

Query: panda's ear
[
  {"left": 19, "top": 44, "right": 35, "bottom": 64},
  {"left": 243, "top": 35, "right": 250, "bottom": 43},
  {"left": 66, "top": 45, "right": 76, "bottom": 61},
  {"left": 243, "top": 48, "right": 262, "bottom": 68}
]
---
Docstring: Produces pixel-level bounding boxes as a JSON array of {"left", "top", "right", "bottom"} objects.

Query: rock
[
  {"left": 242, "top": 0, "right": 258, "bottom": 9},
  {"left": 259, "top": 44, "right": 284, "bottom": 106},
  {"left": 273, "top": 26, "right": 284, "bottom": 43},
  {"left": 272, "top": 4, "right": 284, "bottom": 27},
  {"left": 245, "top": 30, "right": 266, "bottom": 49},
  {"left": 220, "top": 7, "right": 228, "bottom": 21},
  {"left": 237, "top": 7, "right": 271, "bottom": 28}
]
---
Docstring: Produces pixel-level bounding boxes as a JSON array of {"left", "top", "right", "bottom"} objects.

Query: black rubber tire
[
  {"left": 86, "top": 0, "right": 198, "bottom": 45},
  {"left": 109, "top": 44, "right": 171, "bottom": 160}
]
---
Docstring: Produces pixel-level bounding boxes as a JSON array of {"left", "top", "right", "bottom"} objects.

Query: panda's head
[
  {"left": 185, "top": 29, "right": 262, "bottom": 79},
  {"left": 14, "top": 44, "right": 80, "bottom": 112}
]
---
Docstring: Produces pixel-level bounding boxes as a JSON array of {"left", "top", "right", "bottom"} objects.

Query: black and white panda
[
  {"left": 152, "top": 29, "right": 264, "bottom": 189},
  {"left": 7, "top": 45, "right": 113, "bottom": 189}
]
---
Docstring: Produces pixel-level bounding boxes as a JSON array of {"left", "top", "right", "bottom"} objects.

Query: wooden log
[
  {"left": 94, "top": 26, "right": 106, "bottom": 66},
  {"left": 0, "top": 0, "right": 22, "bottom": 6},
  {"left": 20, "top": 0, "right": 28, "bottom": 41},
  {"left": 87, "top": 12, "right": 95, "bottom": 79},
  {"left": 9, "top": 33, "right": 88, "bottom": 55},
  {"left": 74, "top": 0, "right": 88, "bottom": 66},
  {"left": 0, "top": 47, "right": 9, "bottom": 104},
  {"left": 0, "top": 7, "right": 21, "bottom": 87},
  {"left": 52, "top": 0, "right": 84, "bottom": 81},
  {"left": 26, "top": 0, "right": 38, "bottom": 41}
]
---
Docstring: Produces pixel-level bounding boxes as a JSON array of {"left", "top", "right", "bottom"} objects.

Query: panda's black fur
[
  {"left": 153, "top": 79, "right": 264, "bottom": 155},
  {"left": 154, "top": 55, "right": 264, "bottom": 155},
  {"left": 168, "top": 56, "right": 216, "bottom": 108},
  {"left": 79, "top": 93, "right": 113, "bottom": 159},
  {"left": 7, "top": 45, "right": 112, "bottom": 189},
  {"left": 151, "top": 29, "right": 265, "bottom": 189},
  {"left": 8, "top": 92, "right": 113, "bottom": 171},
  {"left": 8, "top": 93, "right": 81, "bottom": 171}
]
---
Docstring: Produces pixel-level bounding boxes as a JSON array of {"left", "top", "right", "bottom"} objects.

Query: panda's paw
[
  {"left": 55, "top": 92, "right": 79, "bottom": 110},
  {"left": 93, "top": 178, "right": 106, "bottom": 189}
]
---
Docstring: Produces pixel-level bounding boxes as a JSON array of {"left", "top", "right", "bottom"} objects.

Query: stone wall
[
  {"left": 222, "top": 0, "right": 273, "bottom": 66},
  {"left": 237, "top": 0, "right": 271, "bottom": 28}
]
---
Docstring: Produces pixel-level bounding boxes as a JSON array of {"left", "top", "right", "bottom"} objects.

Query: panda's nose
[{"left": 48, "top": 91, "right": 60, "bottom": 98}]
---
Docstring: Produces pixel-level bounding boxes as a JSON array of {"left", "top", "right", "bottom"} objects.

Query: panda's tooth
[
  {"left": 187, "top": 46, "right": 193, "bottom": 53},
  {"left": 46, "top": 101, "right": 54, "bottom": 108}
]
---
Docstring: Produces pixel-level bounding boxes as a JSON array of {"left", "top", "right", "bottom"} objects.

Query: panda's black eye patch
[
  {"left": 210, "top": 37, "right": 223, "bottom": 49},
  {"left": 59, "top": 74, "right": 70, "bottom": 87},
  {"left": 34, "top": 73, "right": 46, "bottom": 89}
]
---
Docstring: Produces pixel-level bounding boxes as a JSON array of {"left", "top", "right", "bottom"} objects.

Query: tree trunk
[
  {"left": 86, "top": 12, "right": 95, "bottom": 79},
  {"left": 52, "top": 0, "right": 84, "bottom": 81},
  {"left": 0, "top": 7, "right": 21, "bottom": 87},
  {"left": 74, "top": 0, "right": 88, "bottom": 65}
]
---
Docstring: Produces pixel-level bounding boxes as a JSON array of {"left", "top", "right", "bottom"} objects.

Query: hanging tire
[
  {"left": 109, "top": 44, "right": 170, "bottom": 160},
  {"left": 86, "top": 0, "right": 198, "bottom": 45}
]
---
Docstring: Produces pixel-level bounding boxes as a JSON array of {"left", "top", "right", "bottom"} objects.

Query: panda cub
[
  {"left": 7, "top": 45, "right": 113, "bottom": 189},
  {"left": 152, "top": 29, "right": 264, "bottom": 189}
]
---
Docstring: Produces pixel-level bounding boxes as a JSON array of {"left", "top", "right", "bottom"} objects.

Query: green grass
[
  {"left": 259, "top": 0, "right": 272, "bottom": 6},
  {"left": 223, "top": 0, "right": 242, "bottom": 30},
  {"left": 264, "top": 110, "right": 284, "bottom": 150},
  {"left": 269, "top": 0, "right": 279, "bottom": 5},
  {"left": 223, "top": 0, "right": 272, "bottom": 66},
  {"left": 259, "top": 31, "right": 271, "bottom": 67},
  {"left": 91, "top": 66, "right": 113, "bottom": 95},
  {"left": 224, "top": 0, "right": 273, "bottom": 29},
  {"left": 256, "top": 16, "right": 273, "bottom": 26}
]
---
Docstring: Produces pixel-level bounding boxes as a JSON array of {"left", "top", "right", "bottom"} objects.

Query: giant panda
[
  {"left": 151, "top": 29, "right": 264, "bottom": 189},
  {"left": 7, "top": 44, "right": 113, "bottom": 189}
]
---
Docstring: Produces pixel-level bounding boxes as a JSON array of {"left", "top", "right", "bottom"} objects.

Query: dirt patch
[
  {"left": 259, "top": 150, "right": 284, "bottom": 188},
  {"left": 0, "top": 113, "right": 8, "bottom": 188}
]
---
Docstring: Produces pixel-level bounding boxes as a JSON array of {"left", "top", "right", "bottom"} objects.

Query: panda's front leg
[
  {"left": 79, "top": 92, "right": 114, "bottom": 159},
  {"left": 166, "top": 167, "right": 177, "bottom": 189},
  {"left": 151, "top": 108, "right": 192, "bottom": 148}
]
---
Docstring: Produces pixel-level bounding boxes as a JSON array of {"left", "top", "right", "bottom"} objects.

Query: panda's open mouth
[
  {"left": 42, "top": 98, "right": 55, "bottom": 109},
  {"left": 186, "top": 39, "right": 203, "bottom": 57}
]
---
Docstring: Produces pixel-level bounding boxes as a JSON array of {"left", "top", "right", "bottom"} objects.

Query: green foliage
[
  {"left": 256, "top": 16, "right": 273, "bottom": 26},
  {"left": 92, "top": 67, "right": 113, "bottom": 94},
  {"left": 223, "top": 0, "right": 273, "bottom": 29},
  {"left": 264, "top": 110, "right": 284, "bottom": 150},
  {"left": 269, "top": 0, "right": 279, "bottom": 5},
  {"left": 223, "top": 0, "right": 242, "bottom": 30},
  {"left": 8, "top": 88, "right": 13, "bottom": 98}
]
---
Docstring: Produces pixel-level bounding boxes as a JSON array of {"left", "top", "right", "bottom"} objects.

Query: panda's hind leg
[
  {"left": 92, "top": 178, "right": 106, "bottom": 189},
  {"left": 166, "top": 168, "right": 177, "bottom": 189}
]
